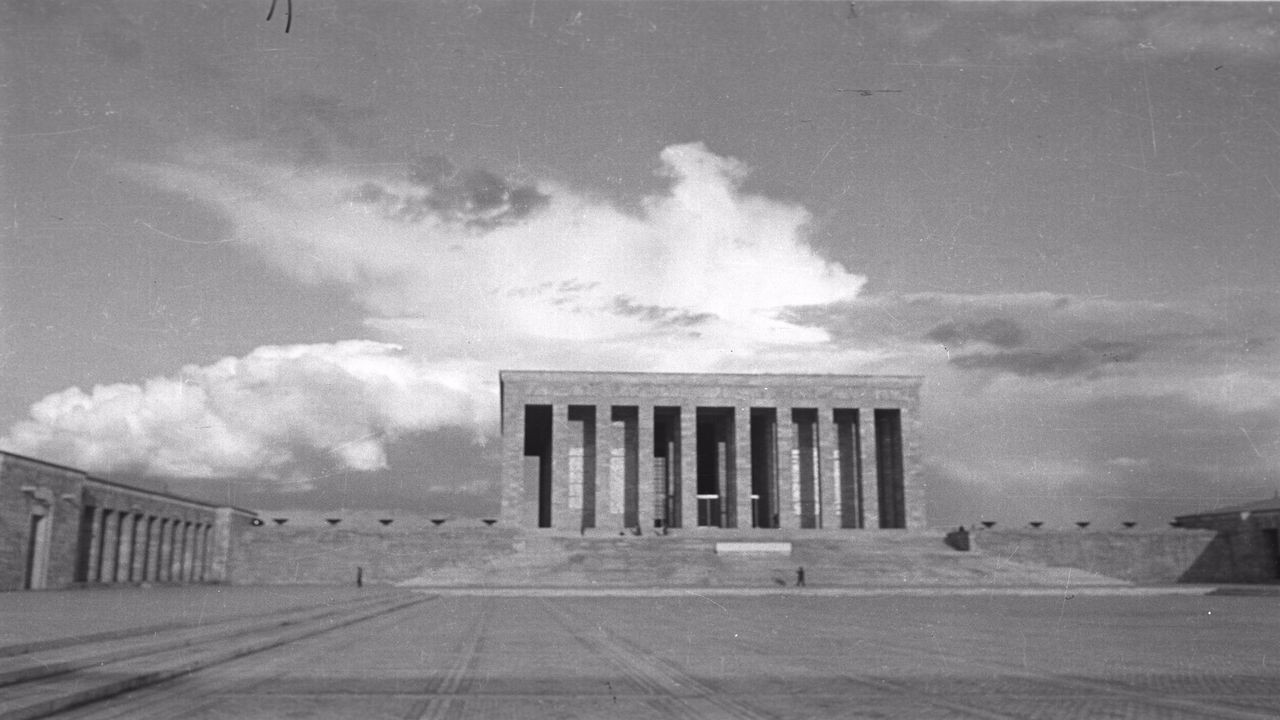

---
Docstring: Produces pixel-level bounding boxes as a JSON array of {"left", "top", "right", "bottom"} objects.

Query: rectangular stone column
[
  {"left": 680, "top": 405, "right": 697, "bottom": 528},
  {"left": 637, "top": 405, "right": 655, "bottom": 531},
  {"left": 114, "top": 513, "right": 133, "bottom": 582},
  {"left": 776, "top": 410, "right": 798, "bottom": 529},
  {"left": 184, "top": 523, "right": 197, "bottom": 581},
  {"left": 86, "top": 507, "right": 103, "bottom": 582},
  {"left": 209, "top": 508, "right": 233, "bottom": 583},
  {"left": 734, "top": 406, "right": 752, "bottom": 528},
  {"left": 188, "top": 522, "right": 200, "bottom": 581},
  {"left": 606, "top": 408, "right": 628, "bottom": 531},
  {"left": 115, "top": 512, "right": 131, "bottom": 579},
  {"left": 190, "top": 524, "right": 202, "bottom": 582},
  {"left": 901, "top": 405, "right": 926, "bottom": 530},
  {"left": 860, "top": 410, "right": 880, "bottom": 529},
  {"left": 202, "top": 524, "right": 214, "bottom": 580},
  {"left": 715, "top": 423, "right": 728, "bottom": 527},
  {"left": 131, "top": 515, "right": 148, "bottom": 581},
  {"left": 170, "top": 517, "right": 185, "bottom": 579},
  {"left": 500, "top": 397, "right": 527, "bottom": 526},
  {"left": 146, "top": 517, "right": 162, "bottom": 580},
  {"left": 594, "top": 406, "right": 616, "bottom": 531},
  {"left": 153, "top": 519, "right": 167, "bottom": 581},
  {"left": 565, "top": 408, "right": 586, "bottom": 532},
  {"left": 164, "top": 519, "right": 176, "bottom": 580},
  {"left": 100, "top": 510, "right": 119, "bottom": 583},
  {"left": 552, "top": 405, "right": 572, "bottom": 531},
  {"left": 663, "top": 432, "right": 678, "bottom": 528},
  {"left": 818, "top": 407, "right": 839, "bottom": 530}
]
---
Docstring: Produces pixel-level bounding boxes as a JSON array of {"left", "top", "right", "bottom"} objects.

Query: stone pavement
[
  {"left": 21, "top": 587, "right": 1280, "bottom": 719},
  {"left": 0, "top": 585, "right": 378, "bottom": 651}
]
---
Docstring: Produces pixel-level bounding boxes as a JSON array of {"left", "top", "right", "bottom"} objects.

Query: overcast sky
[{"left": 3, "top": 1, "right": 1278, "bottom": 528}]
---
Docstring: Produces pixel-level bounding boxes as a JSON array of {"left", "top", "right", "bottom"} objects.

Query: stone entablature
[
  {"left": 502, "top": 372, "right": 922, "bottom": 407},
  {"left": 500, "top": 371, "right": 924, "bottom": 533}
]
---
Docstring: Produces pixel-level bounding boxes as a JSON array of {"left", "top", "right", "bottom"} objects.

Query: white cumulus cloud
[
  {"left": 129, "top": 141, "right": 865, "bottom": 353},
  {"left": 1, "top": 341, "right": 494, "bottom": 479},
  {"left": 6, "top": 143, "right": 872, "bottom": 481}
]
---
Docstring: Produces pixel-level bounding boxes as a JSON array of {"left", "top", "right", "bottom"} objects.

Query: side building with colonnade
[{"left": 0, "top": 450, "right": 257, "bottom": 591}]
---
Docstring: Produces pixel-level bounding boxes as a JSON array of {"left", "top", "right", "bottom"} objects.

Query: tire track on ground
[
  {"left": 539, "top": 599, "right": 774, "bottom": 720},
  {"left": 822, "top": 617, "right": 1280, "bottom": 720},
  {"left": 60, "top": 597, "right": 436, "bottom": 720},
  {"left": 609, "top": 598, "right": 1264, "bottom": 720},
  {"left": 405, "top": 596, "right": 491, "bottom": 720}
]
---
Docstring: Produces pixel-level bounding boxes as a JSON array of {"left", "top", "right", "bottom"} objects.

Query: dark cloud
[
  {"left": 611, "top": 297, "right": 715, "bottom": 327},
  {"left": 925, "top": 318, "right": 1025, "bottom": 348},
  {"left": 950, "top": 339, "right": 1144, "bottom": 377},
  {"left": 354, "top": 156, "right": 550, "bottom": 229}
]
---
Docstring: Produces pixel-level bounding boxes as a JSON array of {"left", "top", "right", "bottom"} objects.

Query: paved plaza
[{"left": 14, "top": 587, "right": 1278, "bottom": 719}]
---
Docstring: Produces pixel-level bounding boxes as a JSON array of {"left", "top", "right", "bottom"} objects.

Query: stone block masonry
[
  {"left": 0, "top": 450, "right": 256, "bottom": 591},
  {"left": 499, "top": 371, "right": 924, "bottom": 533},
  {"left": 973, "top": 529, "right": 1218, "bottom": 584}
]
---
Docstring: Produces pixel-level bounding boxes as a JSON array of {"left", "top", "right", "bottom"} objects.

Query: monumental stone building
[
  {"left": 1174, "top": 497, "right": 1280, "bottom": 583},
  {"left": 0, "top": 450, "right": 257, "bottom": 591},
  {"left": 500, "top": 371, "right": 924, "bottom": 532}
]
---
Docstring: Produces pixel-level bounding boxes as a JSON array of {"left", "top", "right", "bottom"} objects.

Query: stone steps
[
  {"left": 397, "top": 530, "right": 1128, "bottom": 588},
  {"left": 0, "top": 592, "right": 426, "bottom": 720}
]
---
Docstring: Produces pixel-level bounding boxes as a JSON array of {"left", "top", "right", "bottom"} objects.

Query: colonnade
[
  {"left": 510, "top": 403, "right": 908, "bottom": 532},
  {"left": 77, "top": 507, "right": 216, "bottom": 584}
]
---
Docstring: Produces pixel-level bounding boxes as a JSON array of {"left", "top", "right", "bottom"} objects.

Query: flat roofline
[
  {"left": 2, "top": 449, "right": 92, "bottom": 476},
  {"left": 500, "top": 370, "right": 924, "bottom": 382},
  {"left": 3, "top": 449, "right": 256, "bottom": 516},
  {"left": 1176, "top": 508, "right": 1280, "bottom": 521}
]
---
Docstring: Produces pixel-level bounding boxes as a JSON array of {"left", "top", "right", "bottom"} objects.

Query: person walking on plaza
[{"left": 796, "top": 566, "right": 806, "bottom": 587}]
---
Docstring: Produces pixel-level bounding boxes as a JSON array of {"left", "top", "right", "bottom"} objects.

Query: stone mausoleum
[{"left": 499, "top": 371, "right": 925, "bottom": 532}]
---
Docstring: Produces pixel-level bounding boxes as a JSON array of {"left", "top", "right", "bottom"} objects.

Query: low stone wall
[
  {"left": 972, "top": 529, "right": 1218, "bottom": 584},
  {"left": 232, "top": 526, "right": 1161, "bottom": 587},
  {"left": 229, "top": 526, "right": 520, "bottom": 585}
]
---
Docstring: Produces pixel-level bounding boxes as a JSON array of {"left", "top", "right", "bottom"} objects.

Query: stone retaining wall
[
  {"left": 231, "top": 525, "right": 1210, "bottom": 587},
  {"left": 972, "top": 529, "right": 1218, "bottom": 584},
  {"left": 229, "top": 526, "right": 520, "bottom": 585}
]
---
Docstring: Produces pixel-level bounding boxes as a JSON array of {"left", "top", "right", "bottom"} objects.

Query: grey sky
[{"left": 3, "top": 2, "right": 1278, "bottom": 526}]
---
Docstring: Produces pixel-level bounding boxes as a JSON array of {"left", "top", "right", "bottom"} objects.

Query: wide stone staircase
[
  {"left": 397, "top": 530, "right": 1128, "bottom": 588},
  {"left": 0, "top": 591, "right": 427, "bottom": 720}
]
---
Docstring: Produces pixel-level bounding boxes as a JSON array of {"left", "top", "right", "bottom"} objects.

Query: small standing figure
[
  {"left": 796, "top": 566, "right": 806, "bottom": 587},
  {"left": 356, "top": 566, "right": 364, "bottom": 588}
]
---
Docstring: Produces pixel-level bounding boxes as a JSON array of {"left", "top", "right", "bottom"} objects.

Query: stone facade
[
  {"left": 0, "top": 450, "right": 257, "bottom": 591},
  {"left": 500, "top": 371, "right": 924, "bottom": 532},
  {"left": 1174, "top": 498, "right": 1280, "bottom": 583}
]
